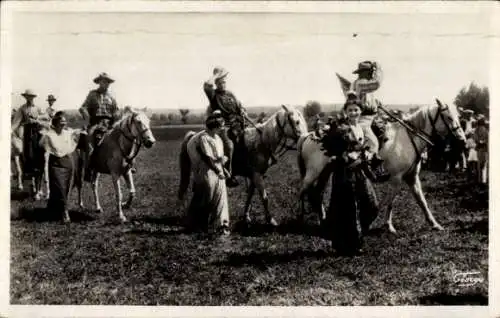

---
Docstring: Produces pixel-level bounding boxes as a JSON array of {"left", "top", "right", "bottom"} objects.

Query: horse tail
[
  {"left": 178, "top": 131, "right": 196, "bottom": 201},
  {"left": 297, "top": 134, "right": 308, "bottom": 179}
]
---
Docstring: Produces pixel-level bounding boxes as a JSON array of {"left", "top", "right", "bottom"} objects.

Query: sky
[{"left": 6, "top": 10, "right": 495, "bottom": 111}]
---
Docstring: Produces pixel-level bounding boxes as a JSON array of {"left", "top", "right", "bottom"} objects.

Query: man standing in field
[
  {"left": 203, "top": 66, "right": 248, "bottom": 187},
  {"left": 346, "top": 60, "right": 390, "bottom": 181},
  {"left": 46, "top": 94, "right": 57, "bottom": 119},
  {"left": 79, "top": 72, "right": 125, "bottom": 180}
]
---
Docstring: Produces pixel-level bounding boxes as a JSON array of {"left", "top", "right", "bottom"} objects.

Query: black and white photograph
[{"left": 1, "top": 1, "right": 498, "bottom": 317}]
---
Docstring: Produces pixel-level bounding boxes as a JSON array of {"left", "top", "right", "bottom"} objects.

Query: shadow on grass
[
  {"left": 136, "top": 215, "right": 185, "bottom": 226},
  {"left": 214, "top": 249, "right": 330, "bottom": 269},
  {"left": 419, "top": 292, "right": 487, "bottom": 305},
  {"left": 453, "top": 218, "right": 488, "bottom": 236},
  {"left": 14, "top": 207, "right": 95, "bottom": 223},
  {"left": 232, "top": 219, "right": 326, "bottom": 238},
  {"left": 10, "top": 190, "right": 31, "bottom": 201}
]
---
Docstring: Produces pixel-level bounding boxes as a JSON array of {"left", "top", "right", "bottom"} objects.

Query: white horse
[
  {"left": 80, "top": 110, "right": 156, "bottom": 223},
  {"left": 178, "top": 105, "right": 308, "bottom": 226},
  {"left": 11, "top": 124, "right": 50, "bottom": 200},
  {"left": 297, "top": 99, "right": 466, "bottom": 233}
]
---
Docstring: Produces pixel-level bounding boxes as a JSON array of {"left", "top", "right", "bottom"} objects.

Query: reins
[{"left": 117, "top": 115, "right": 147, "bottom": 165}]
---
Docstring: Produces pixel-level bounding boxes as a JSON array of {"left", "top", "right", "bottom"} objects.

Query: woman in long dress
[
  {"left": 325, "top": 99, "right": 379, "bottom": 255},
  {"left": 39, "top": 111, "right": 82, "bottom": 223},
  {"left": 186, "top": 111, "right": 231, "bottom": 236}
]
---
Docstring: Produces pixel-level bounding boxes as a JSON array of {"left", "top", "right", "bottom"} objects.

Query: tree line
[{"left": 59, "top": 81, "right": 489, "bottom": 127}]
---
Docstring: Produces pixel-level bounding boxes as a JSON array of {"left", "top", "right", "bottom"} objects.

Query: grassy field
[{"left": 10, "top": 126, "right": 488, "bottom": 305}]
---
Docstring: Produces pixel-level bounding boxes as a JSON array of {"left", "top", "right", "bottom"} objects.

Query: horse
[
  {"left": 178, "top": 105, "right": 309, "bottom": 226},
  {"left": 11, "top": 123, "right": 50, "bottom": 200},
  {"left": 79, "top": 110, "right": 156, "bottom": 223},
  {"left": 297, "top": 99, "right": 466, "bottom": 234}
]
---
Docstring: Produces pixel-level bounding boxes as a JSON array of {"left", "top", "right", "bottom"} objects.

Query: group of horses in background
[{"left": 12, "top": 99, "right": 468, "bottom": 244}]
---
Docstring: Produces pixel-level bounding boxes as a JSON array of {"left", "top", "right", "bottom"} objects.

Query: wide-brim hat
[
  {"left": 21, "top": 89, "right": 37, "bottom": 98},
  {"left": 353, "top": 61, "right": 373, "bottom": 74},
  {"left": 93, "top": 72, "right": 115, "bottom": 84},
  {"left": 47, "top": 94, "right": 56, "bottom": 102},
  {"left": 213, "top": 66, "right": 229, "bottom": 81},
  {"left": 463, "top": 109, "right": 474, "bottom": 114}
]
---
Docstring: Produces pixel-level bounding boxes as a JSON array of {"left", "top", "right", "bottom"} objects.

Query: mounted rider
[
  {"left": 346, "top": 60, "right": 390, "bottom": 181},
  {"left": 79, "top": 72, "right": 123, "bottom": 180},
  {"left": 204, "top": 66, "right": 270, "bottom": 187}
]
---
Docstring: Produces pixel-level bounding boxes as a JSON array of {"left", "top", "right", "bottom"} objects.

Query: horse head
[
  {"left": 429, "top": 99, "right": 466, "bottom": 148},
  {"left": 126, "top": 110, "right": 156, "bottom": 148},
  {"left": 277, "top": 104, "right": 308, "bottom": 142}
]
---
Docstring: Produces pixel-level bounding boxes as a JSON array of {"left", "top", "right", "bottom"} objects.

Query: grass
[{"left": 10, "top": 126, "right": 488, "bottom": 305}]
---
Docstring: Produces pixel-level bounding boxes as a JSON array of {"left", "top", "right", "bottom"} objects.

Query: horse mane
[{"left": 399, "top": 104, "right": 431, "bottom": 131}]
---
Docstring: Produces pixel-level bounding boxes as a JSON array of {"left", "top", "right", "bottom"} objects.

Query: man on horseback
[
  {"left": 204, "top": 66, "right": 276, "bottom": 187},
  {"left": 79, "top": 72, "right": 122, "bottom": 180},
  {"left": 346, "top": 61, "right": 390, "bottom": 181}
]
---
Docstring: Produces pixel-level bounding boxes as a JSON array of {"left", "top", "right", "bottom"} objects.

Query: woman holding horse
[
  {"left": 325, "top": 99, "right": 379, "bottom": 255},
  {"left": 39, "top": 111, "right": 82, "bottom": 223},
  {"left": 185, "top": 111, "right": 231, "bottom": 236}
]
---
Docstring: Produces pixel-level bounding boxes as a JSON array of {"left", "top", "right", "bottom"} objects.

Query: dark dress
[{"left": 324, "top": 122, "right": 379, "bottom": 255}]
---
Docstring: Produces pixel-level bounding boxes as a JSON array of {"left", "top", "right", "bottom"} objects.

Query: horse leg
[
  {"left": 253, "top": 173, "right": 278, "bottom": 227},
  {"left": 406, "top": 176, "right": 444, "bottom": 231},
  {"left": 243, "top": 180, "right": 255, "bottom": 224},
  {"left": 43, "top": 152, "right": 50, "bottom": 199},
  {"left": 92, "top": 173, "right": 102, "bottom": 213},
  {"left": 111, "top": 173, "right": 127, "bottom": 223},
  {"left": 122, "top": 170, "right": 135, "bottom": 209},
  {"left": 14, "top": 156, "right": 23, "bottom": 190}
]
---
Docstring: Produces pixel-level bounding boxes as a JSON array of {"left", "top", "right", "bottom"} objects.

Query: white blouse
[{"left": 39, "top": 128, "right": 81, "bottom": 158}]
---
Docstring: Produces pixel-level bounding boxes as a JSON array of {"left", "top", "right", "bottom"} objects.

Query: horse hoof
[
  {"left": 268, "top": 218, "right": 279, "bottom": 227},
  {"left": 433, "top": 224, "right": 445, "bottom": 231},
  {"left": 120, "top": 217, "right": 128, "bottom": 224},
  {"left": 33, "top": 193, "right": 41, "bottom": 201},
  {"left": 63, "top": 217, "right": 71, "bottom": 224},
  {"left": 17, "top": 185, "right": 23, "bottom": 191},
  {"left": 96, "top": 208, "right": 103, "bottom": 214}
]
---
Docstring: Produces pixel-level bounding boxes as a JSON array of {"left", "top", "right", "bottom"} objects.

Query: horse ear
[
  {"left": 435, "top": 98, "right": 444, "bottom": 109},
  {"left": 281, "top": 104, "right": 290, "bottom": 113}
]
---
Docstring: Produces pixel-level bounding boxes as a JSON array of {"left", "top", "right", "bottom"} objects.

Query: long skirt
[
  {"left": 47, "top": 153, "right": 76, "bottom": 217},
  {"left": 187, "top": 169, "right": 229, "bottom": 234},
  {"left": 327, "top": 163, "right": 379, "bottom": 255}
]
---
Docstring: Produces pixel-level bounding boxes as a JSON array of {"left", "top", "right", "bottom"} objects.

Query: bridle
[
  {"left": 118, "top": 114, "right": 151, "bottom": 164},
  {"left": 274, "top": 110, "right": 300, "bottom": 157},
  {"left": 403, "top": 102, "right": 462, "bottom": 159}
]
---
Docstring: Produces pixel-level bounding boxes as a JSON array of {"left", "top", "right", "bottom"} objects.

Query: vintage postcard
[{"left": 1, "top": 1, "right": 498, "bottom": 317}]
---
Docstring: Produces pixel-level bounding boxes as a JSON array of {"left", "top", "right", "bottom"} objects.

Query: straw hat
[
  {"left": 93, "top": 72, "right": 115, "bottom": 84},
  {"left": 47, "top": 94, "right": 57, "bottom": 102},
  {"left": 21, "top": 89, "right": 37, "bottom": 98},
  {"left": 353, "top": 61, "right": 374, "bottom": 74}
]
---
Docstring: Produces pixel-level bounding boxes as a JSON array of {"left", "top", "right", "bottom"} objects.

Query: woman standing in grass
[
  {"left": 39, "top": 111, "right": 82, "bottom": 223},
  {"left": 186, "top": 110, "right": 231, "bottom": 236},
  {"left": 326, "top": 98, "right": 379, "bottom": 255}
]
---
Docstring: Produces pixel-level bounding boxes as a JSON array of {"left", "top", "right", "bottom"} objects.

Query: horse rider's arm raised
[{"left": 203, "top": 74, "right": 218, "bottom": 109}]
